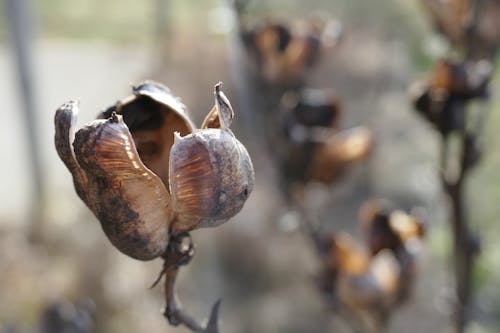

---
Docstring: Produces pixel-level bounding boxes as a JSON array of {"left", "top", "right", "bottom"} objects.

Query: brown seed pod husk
[
  {"left": 55, "top": 81, "right": 254, "bottom": 258},
  {"left": 169, "top": 83, "right": 254, "bottom": 233},
  {"left": 55, "top": 105, "right": 171, "bottom": 260}
]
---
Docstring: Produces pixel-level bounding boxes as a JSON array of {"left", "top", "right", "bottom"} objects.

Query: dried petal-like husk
[
  {"left": 169, "top": 84, "right": 254, "bottom": 233},
  {"left": 170, "top": 129, "right": 254, "bottom": 232},
  {"left": 55, "top": 105, "right": 171, "bottom": 260},
  {"left": 55, "top": 81, "right": 254, "bottom": 258}
]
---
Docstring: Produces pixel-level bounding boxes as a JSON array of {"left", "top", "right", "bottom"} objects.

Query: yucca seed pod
[
  {"left": 103, "top": 81, "right": 254, "bottom": 233},
  {"left": 169, "top": 83, "right": 254, "bottom": 232},
  {"left": 55, "top": 105, "right": 171, "bottom": 261},
  {"left": 55, "top": 81, "right": 254, "bottom": 259}
]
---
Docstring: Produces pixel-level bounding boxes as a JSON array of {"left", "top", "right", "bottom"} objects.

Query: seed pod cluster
[{"left": 55, "top": 82, "right": 255, "bottom": 261}]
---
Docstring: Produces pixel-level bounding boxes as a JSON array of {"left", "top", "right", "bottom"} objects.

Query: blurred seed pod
[
  {"left": 359, "top": 199, "right": 426, "bottom": 256},
  {"left": 55, "top": 82, "right": 254, "bottom": 260},
  {"left": 421, "top": 0, "right": 500, "bottom": 60},
  {"left": 326, "top": 232, "right": 401, "bottom": 324},
  {"left": 280, "top": 89, "right": 342, "bottom": 130},
  {"left": 307, "top": 127, "right": 373, "bottom": 184},
  {"left": 240, "top": 15, "right": 341, "bottom": 85},
  {"left": 274, "top": 89, "right": 372, "bottom": 186},
  {"left": 359, "top": 199, "right": 426, "bottom": 302},
  {"left": 322, "top": 200, "right": 426, "bottom": 329},
  {"left": 410, "top": 58, "right": 492, "bottom": 135}
]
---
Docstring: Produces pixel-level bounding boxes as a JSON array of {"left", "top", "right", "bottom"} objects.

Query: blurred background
[{"left": 1, "top": 0, "right": 500, "bottom": 332}]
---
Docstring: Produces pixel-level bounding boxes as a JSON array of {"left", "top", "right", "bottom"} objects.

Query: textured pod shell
[
  {"left": 55, "top": 81, "right": 254, "bottom": 259},
  {"left": 99, "top": 81, "right": 255, "bottom": 233},
  {"left": 169, "top": 129, "right": 254, "bottom": 232},
  {"left": 55, "top": 105, "right": 171, "bottom": 260}
]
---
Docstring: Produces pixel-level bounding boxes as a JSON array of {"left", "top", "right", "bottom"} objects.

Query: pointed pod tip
[
  {"left": 55, "top": 100, "right": 80, "bottom": 126},
  {"left": 214, "top": 82, "right": 223, "bottom": 94},
  {"left": 213, "top": 83, "right": 234, "bottom": 129},
  {"left": 60, "top": 100, "right": 80, "bottom": 113},
  {"left": 67, "top": 99, "right": 80, "bottom": 108}
]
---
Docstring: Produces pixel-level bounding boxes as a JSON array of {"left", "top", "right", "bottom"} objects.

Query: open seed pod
[{"left": 55, "top": 81, "right": 254, "bottom": 260}]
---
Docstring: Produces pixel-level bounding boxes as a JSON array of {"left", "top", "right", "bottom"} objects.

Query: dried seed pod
[
  {"left": 104, "top": 81, "right": 254, "bottom": 233},
  {"left": 169, "top": 83, "right": 254, "bottom": 232},
  {"left": 55, "top": 81, "right": 254, "bottom": 260},
  {"left": 55, "top": 105, "right": 171, "bottom": 261}
]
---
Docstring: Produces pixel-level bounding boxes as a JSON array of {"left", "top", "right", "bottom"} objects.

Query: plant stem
[
  {"left": 441, "top": 133, "right": 480, "bottom": 333},
  {"left": 159, "top": 232, "right": 221, "bottom": 333}
]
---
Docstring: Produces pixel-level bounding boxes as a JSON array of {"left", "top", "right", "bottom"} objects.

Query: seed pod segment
[
  {"left": 55, "top": 104, "right": 171, "bottom": 261},
  {"left": 169, "top": 83, "right": 255, "bottom": 233}
]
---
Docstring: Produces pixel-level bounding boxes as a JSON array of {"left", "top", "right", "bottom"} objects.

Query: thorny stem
[{"left": 154, "top": 233, "right": 221, "bottom": 333}]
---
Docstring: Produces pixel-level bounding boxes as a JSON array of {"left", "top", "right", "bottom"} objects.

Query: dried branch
[
  {"left": 435, "top": 58, "right": 492, "bottom": 333},
  {"left": 440, "top": 118, "right": 483, "bottom": 333},
  {"left": 415, "top": 3, "right": 496, "bottom": 327},
  {"left": 154, "top": 233, "right": 221, "bottom": 333}
]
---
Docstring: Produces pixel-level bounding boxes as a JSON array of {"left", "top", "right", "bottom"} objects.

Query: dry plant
[
  {"left": 232, "top": 0, "right": 342, "bottom": 135},
  {"left": 54, "top": 81, "right": 255, "bottom": 333},
  {"left": 233, "top": 4, "right": 426, "bottom": 332},
  {"left": 312, "top": 199, "right": 426, "bottom": 333},
  {"left": 411, "top": 0, "right": 500, "bottom": 331}
]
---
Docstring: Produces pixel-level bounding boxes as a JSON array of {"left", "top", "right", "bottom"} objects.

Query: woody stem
[{"left": 161, "top": 233, "right": 204, "bottom": 332}]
